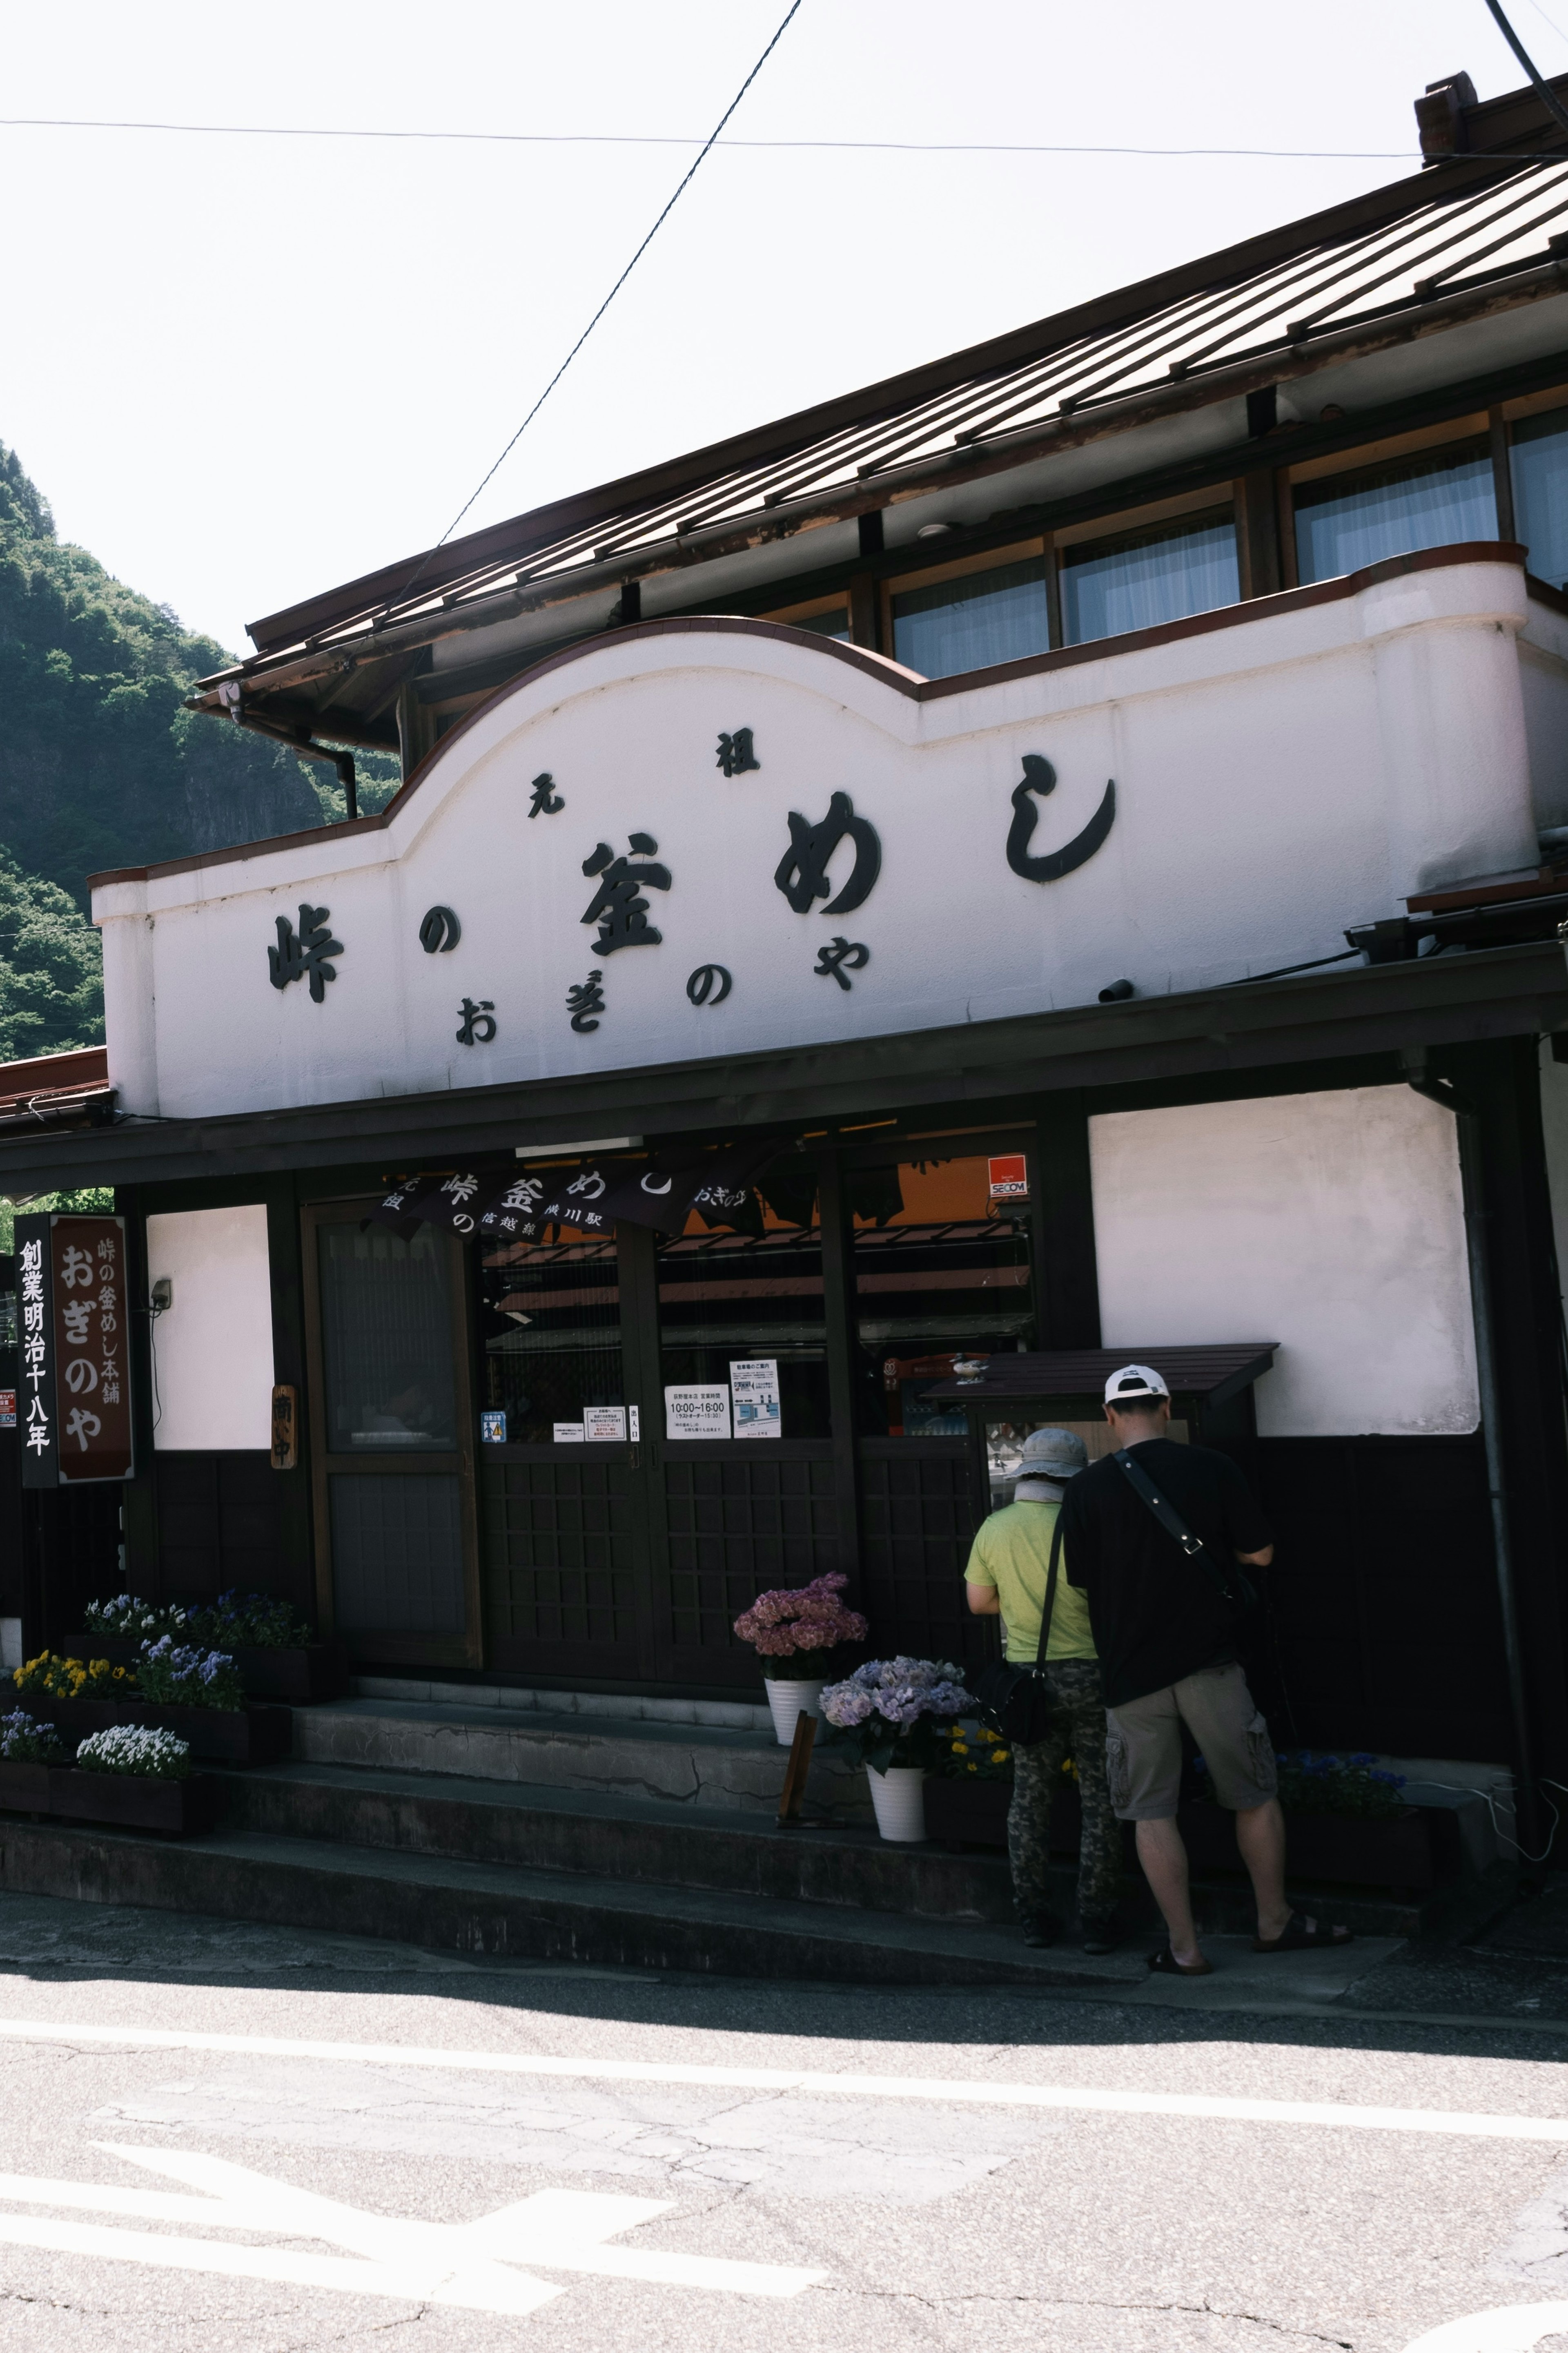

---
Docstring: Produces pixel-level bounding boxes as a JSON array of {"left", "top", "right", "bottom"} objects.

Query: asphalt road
[{"left": 0, "top": 1891, "right": 1566, "bottom": 2351}]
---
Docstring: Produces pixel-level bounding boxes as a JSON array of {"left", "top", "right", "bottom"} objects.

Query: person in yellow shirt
[{"left": 965, "top": 1427, "right": 1120, "bottom": 1953}]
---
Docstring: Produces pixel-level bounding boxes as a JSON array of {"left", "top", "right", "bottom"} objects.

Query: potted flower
[
  {"left": 733, "top": 1573, "right": 869, "bottom": 1746},
  {"left": 820, "top": 1657, "right": 976, "bottom": 1842},
  {"left": 13, "top": 1646, "right": 290, "bottom": 1766},
  {"left": 0, "top": 1710, "right": 218, "bottom": 1835},
  {"left": 1181, "top": 1749, "right": 1443, "bottom": 1893},
  {"left": 924, "top": 1719, "right": 1019, "bottom": 1847},
  {"left": 79, "top": 1590, "right": 345, "bottom": 1703}
]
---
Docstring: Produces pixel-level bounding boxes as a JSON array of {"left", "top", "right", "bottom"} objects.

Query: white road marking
[
  {"left": 0, "top": 2015, "right": 1562, "bottom": 2144},
  {"left": 0, "top": 2144, "right": 824, "bottom": 2314},
  {"left": 1403, "top": 2303, "right": 1568, "bottom": 2351}
]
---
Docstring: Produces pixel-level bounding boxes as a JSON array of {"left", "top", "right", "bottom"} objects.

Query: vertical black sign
[
  {"left": 18, "top": 1212, "right": 134, "bottom": 1488},
  {"left": 17, "top": 1214, "right": 57, "bottom": 1488}
]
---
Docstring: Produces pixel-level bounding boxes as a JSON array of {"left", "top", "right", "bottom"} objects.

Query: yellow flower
[
  {"left": 993, "top": 1751, "right": 1010, "bottom": 1764},
  {"left": 951, "top": 1741, "right": 968, "bottom": 1755},
  {"left": 967, "top": 1762, "right": 978, "bottom": 1773}
]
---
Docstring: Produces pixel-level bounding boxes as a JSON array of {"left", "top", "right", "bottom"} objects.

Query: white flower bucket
[
  {"left": 765, "top": 1678, "right": 824, "bottom": 1746},
  {"left": 869, "top": 1764, "right": 927, "bottom": 1842}
]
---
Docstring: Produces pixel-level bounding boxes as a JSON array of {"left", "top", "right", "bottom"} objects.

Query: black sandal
[
  {"left": 1147, "top": 1945, "right": 1214, "bottom": 1977},
  {"left": 1253, "top": 1909, "right": 1353, "bottom": 1953}
]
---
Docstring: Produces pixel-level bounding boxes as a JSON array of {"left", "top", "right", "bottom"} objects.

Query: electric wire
[
  {"left": 0, "top": 117, "right": 1414, "bottom": 158},
  {"left": 1485, "top": 0, "right": 1568, "bottom": 140},
  {"left": 383, "top": 0, "right": 804, "bottom": 618}
]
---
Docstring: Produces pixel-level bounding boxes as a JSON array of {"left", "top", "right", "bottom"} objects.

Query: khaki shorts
[{"left": 1105, "top": 1662, "right": 1278, "bottom": 1820}]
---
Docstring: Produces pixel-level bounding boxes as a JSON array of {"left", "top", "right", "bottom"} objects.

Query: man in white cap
[
  {"left": 1059, "top": 1365, "right": 1351, "bottom": 1974},
  {"left": 964, "top": 1425, "right": 1120, "bottom": 1953}
]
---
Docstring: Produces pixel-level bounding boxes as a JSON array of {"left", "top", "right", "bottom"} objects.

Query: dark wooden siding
[{"left": 1250, "top": 1434, "right": 1511, "bottom": 1762}]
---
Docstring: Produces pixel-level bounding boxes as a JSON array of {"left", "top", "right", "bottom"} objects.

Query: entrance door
[{"left": 303, "top": 1205, "right": 482, "bottom": 1669}]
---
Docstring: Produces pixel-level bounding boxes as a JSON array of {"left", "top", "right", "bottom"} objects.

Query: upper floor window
[
  {"left": 764, "top": 593, "right": 851, "bottom": 642},
  {"left": 1293, "top": 440, "right": 1496, "bottom": 585},
  {"left": 1060, "top": 510, "right": 1239, "bottom": 647},
  {"left": 1510, "top": 405, "right": 1568, "bottom": 591},
  {"left": 890, "top": 553, "right": 1050, "bottom": 679}
]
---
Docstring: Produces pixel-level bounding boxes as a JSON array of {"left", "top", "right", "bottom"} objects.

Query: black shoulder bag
[
  {"left": 1113, "top": 1449, "right": 1259, "bottom": 1616},
  {"left": 973, "top": 1510, "right": 1064, "bottom": 1744}
]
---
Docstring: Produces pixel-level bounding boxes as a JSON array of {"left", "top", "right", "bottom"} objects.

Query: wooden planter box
[
  {"left": 12, "top": 1695, "right": 291, "bottom": 1766},
  {"left": 927, "top": 1778, "right": 1445, "bottom": 1892},
  {"left": 69, "top": 1636, "right": 345, "bottom": 1704},
  {"left": 1178, "top": 1800, "right": 1441, "bottom": 1893},
  {"left": 925, "top": 1777, "right": 1013, "bottom": 1847},
  {"left": 0, "top": 1759, "right": 219, "bottom": 1836}
]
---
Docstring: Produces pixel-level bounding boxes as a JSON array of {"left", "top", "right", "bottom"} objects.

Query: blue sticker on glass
[{"left": 480, "top": 1410, "right": 507, "bottom": 1445}]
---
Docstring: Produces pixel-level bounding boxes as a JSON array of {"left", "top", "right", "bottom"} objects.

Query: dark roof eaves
[{"left": 244, "top": 152, "right": 1490, "bottom": 660}]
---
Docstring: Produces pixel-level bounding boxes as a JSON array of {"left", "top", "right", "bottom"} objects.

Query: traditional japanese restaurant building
[{"left": 7, "top": 67, "right": 1568, "bottom": 1838}]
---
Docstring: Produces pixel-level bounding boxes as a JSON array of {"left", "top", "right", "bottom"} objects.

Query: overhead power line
[
  {"left": 385, "top": 0, "right": 804, "bottom": 614},
  {"left": 0, "top": 116, "right": 1414, "bottom": 160}
]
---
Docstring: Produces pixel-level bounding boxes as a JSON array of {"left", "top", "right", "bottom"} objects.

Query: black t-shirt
[{"left": 1060, "top": 1439, "right": 1272, "bottom": 1709}]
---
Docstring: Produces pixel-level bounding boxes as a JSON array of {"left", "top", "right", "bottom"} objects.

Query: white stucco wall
[
  {"left": 1089, "top": 1085, "right": 1479, "bottom": 1437},
  {"left": 144, "top": 1205, "right": 274, "bottom": 1452},
  {"left": 96, "top": 557, "right": 1539, "bottom": 1123}
]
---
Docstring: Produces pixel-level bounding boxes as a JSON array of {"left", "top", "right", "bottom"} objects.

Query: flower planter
[
  {"left": 1177, "top": 1801, "right": 1441, "bottom": 1892},
  {"left": 868, "top": 1765, "right": 927, "bottom": 1842},
  {"left": 764, "top": 1678, "right": 824, "bottom": 1746},
  {"left": 925, "top": 1776, "right": 1012, "bottom": 1847},
  {"left": 13, "top": 1697, "right": 291, "bottom": 1766},
  {"left": 0, "top": 1758, "right": 219, "bottom": 1836},
  {"left": 70, "top": 1636, "right": 345, "bottom": 1704}
]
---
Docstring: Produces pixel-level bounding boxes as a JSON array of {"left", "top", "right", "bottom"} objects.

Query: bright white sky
[{"left": 5, "top": 0, "right": 1567, "bottom": 656}]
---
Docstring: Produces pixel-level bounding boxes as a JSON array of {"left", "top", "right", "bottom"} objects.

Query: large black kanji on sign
[
  {"left": 1005, "top": 754, "right": 1116, "bottom": 881},
  {"left": 268, "top": 904, "right": 344, "bottom": 1002},
  {"left": 773, "top": 791, "right": 881, "bottom": 915},
  {"left": 581, "top": 832, "right": 672, "bottom": 953}
]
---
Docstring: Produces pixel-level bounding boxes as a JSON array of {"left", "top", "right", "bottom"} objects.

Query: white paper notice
[
  {"left": 552, "top": 1421, "right": 586, "bottom": 1443},
  {"left": 730, "top": 1358, "right": 782, "bottom": 1439},
  {"left": 665, "top": 1384, "right": 732, "bottom": 1441},
  {"left": 584, "top": 1406, "right": 627, "bottom": 1442}
]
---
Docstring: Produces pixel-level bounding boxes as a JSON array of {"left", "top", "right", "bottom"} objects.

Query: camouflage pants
[{"left": 1008, "top": 1659, "right": 1122, "bottom": 1927}]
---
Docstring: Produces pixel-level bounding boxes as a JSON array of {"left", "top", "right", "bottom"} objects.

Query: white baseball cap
[{"left": 1103, "top": 1363, "right": 1170, "bottom": 1406}]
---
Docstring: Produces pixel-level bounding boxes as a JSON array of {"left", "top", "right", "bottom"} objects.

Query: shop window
[
  {"left": 1060, "top": 511, "right": 1239, "bottom": 647},
  {"left": 1293, "top": 441, "right": 1496, "bottom": 585},
  {"left": 765, "top": 595, "right": 851, "bottom": 641},
  {"left": 318, "top": 1223, "right": 457, "bottom": 1453},
  {"left": 1511, "top": 405, "right": 1568, "bottom": 589},
  {"left": 658, "top": 1169, "right": 830, "bottom": 1440},
  {"left": 890, "top": 555, "right": 1050, "bottom": 679},
  {"left": 479, "top": 1224, "right": 623, "bottom": 1444},
  {"left": 852, "top": 1156, "right": 1035, "bottom": 1436},
  {"left": 980, "top": 1413, "right": 1187, "bottom": 1514}
]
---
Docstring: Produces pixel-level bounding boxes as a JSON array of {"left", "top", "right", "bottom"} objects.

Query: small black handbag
[{"left": 973, "top": 1510, "right": 1064, "bottom": 1745}]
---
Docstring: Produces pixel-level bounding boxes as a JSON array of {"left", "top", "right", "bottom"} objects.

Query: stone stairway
[{"left": 0, "top": 1684, "right": 1464, "bottom": 1984}]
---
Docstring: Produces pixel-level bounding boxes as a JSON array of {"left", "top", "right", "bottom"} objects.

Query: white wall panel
[
  {"left": 96, "top": 562, "right": 1539, "bottom": 1123},
  {"left": 1089, "top": 1086, "right": 1478, "bottom": 1437},
  {"left": 144, "top": 1205, "right": 273, "bottom": 1452}
]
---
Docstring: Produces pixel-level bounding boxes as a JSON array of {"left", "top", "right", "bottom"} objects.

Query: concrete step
[
  {"left": 354, "top": 1676, "right": 775, "bottom": 1735},
  {"left": 0, "top": 1816, "right": 1142, "bottom": 1988},
  {"left": 216, "top": 1756, "right": 1441, "bottom": 1944},
  {"left": 294, "top": 1695, "right": 871, "bottom": 1820},
  {"left": 216, "top": 1758, "right": 1019, "bottom": 1923}
]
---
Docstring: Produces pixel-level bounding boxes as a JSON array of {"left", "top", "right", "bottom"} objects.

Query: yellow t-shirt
[{"left": 964, "top": 1498, "right": 1097, "bottom": 1666}]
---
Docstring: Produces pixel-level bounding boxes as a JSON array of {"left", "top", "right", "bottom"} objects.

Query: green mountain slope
[{"left": 0, "top": 440, "right": 398, "bottom": 1065}]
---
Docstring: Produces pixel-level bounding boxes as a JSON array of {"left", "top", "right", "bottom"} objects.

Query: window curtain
[
  {"left": 1061, "top": 518, "right": 1239, "bottom": 647},
  {"left": 1294, "top": 448, "right": 1497, "bottom": 586},
  {"left": 891, "top": 557, "right": 1050, "bottom": 678},
  {"left": 1511, "top": 408, "right": 1568, "bottom": 591}
]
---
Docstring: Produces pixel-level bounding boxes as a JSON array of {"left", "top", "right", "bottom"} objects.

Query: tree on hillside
[{"left": 0, "top": 441, "right": 397, "bottom": 907}]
